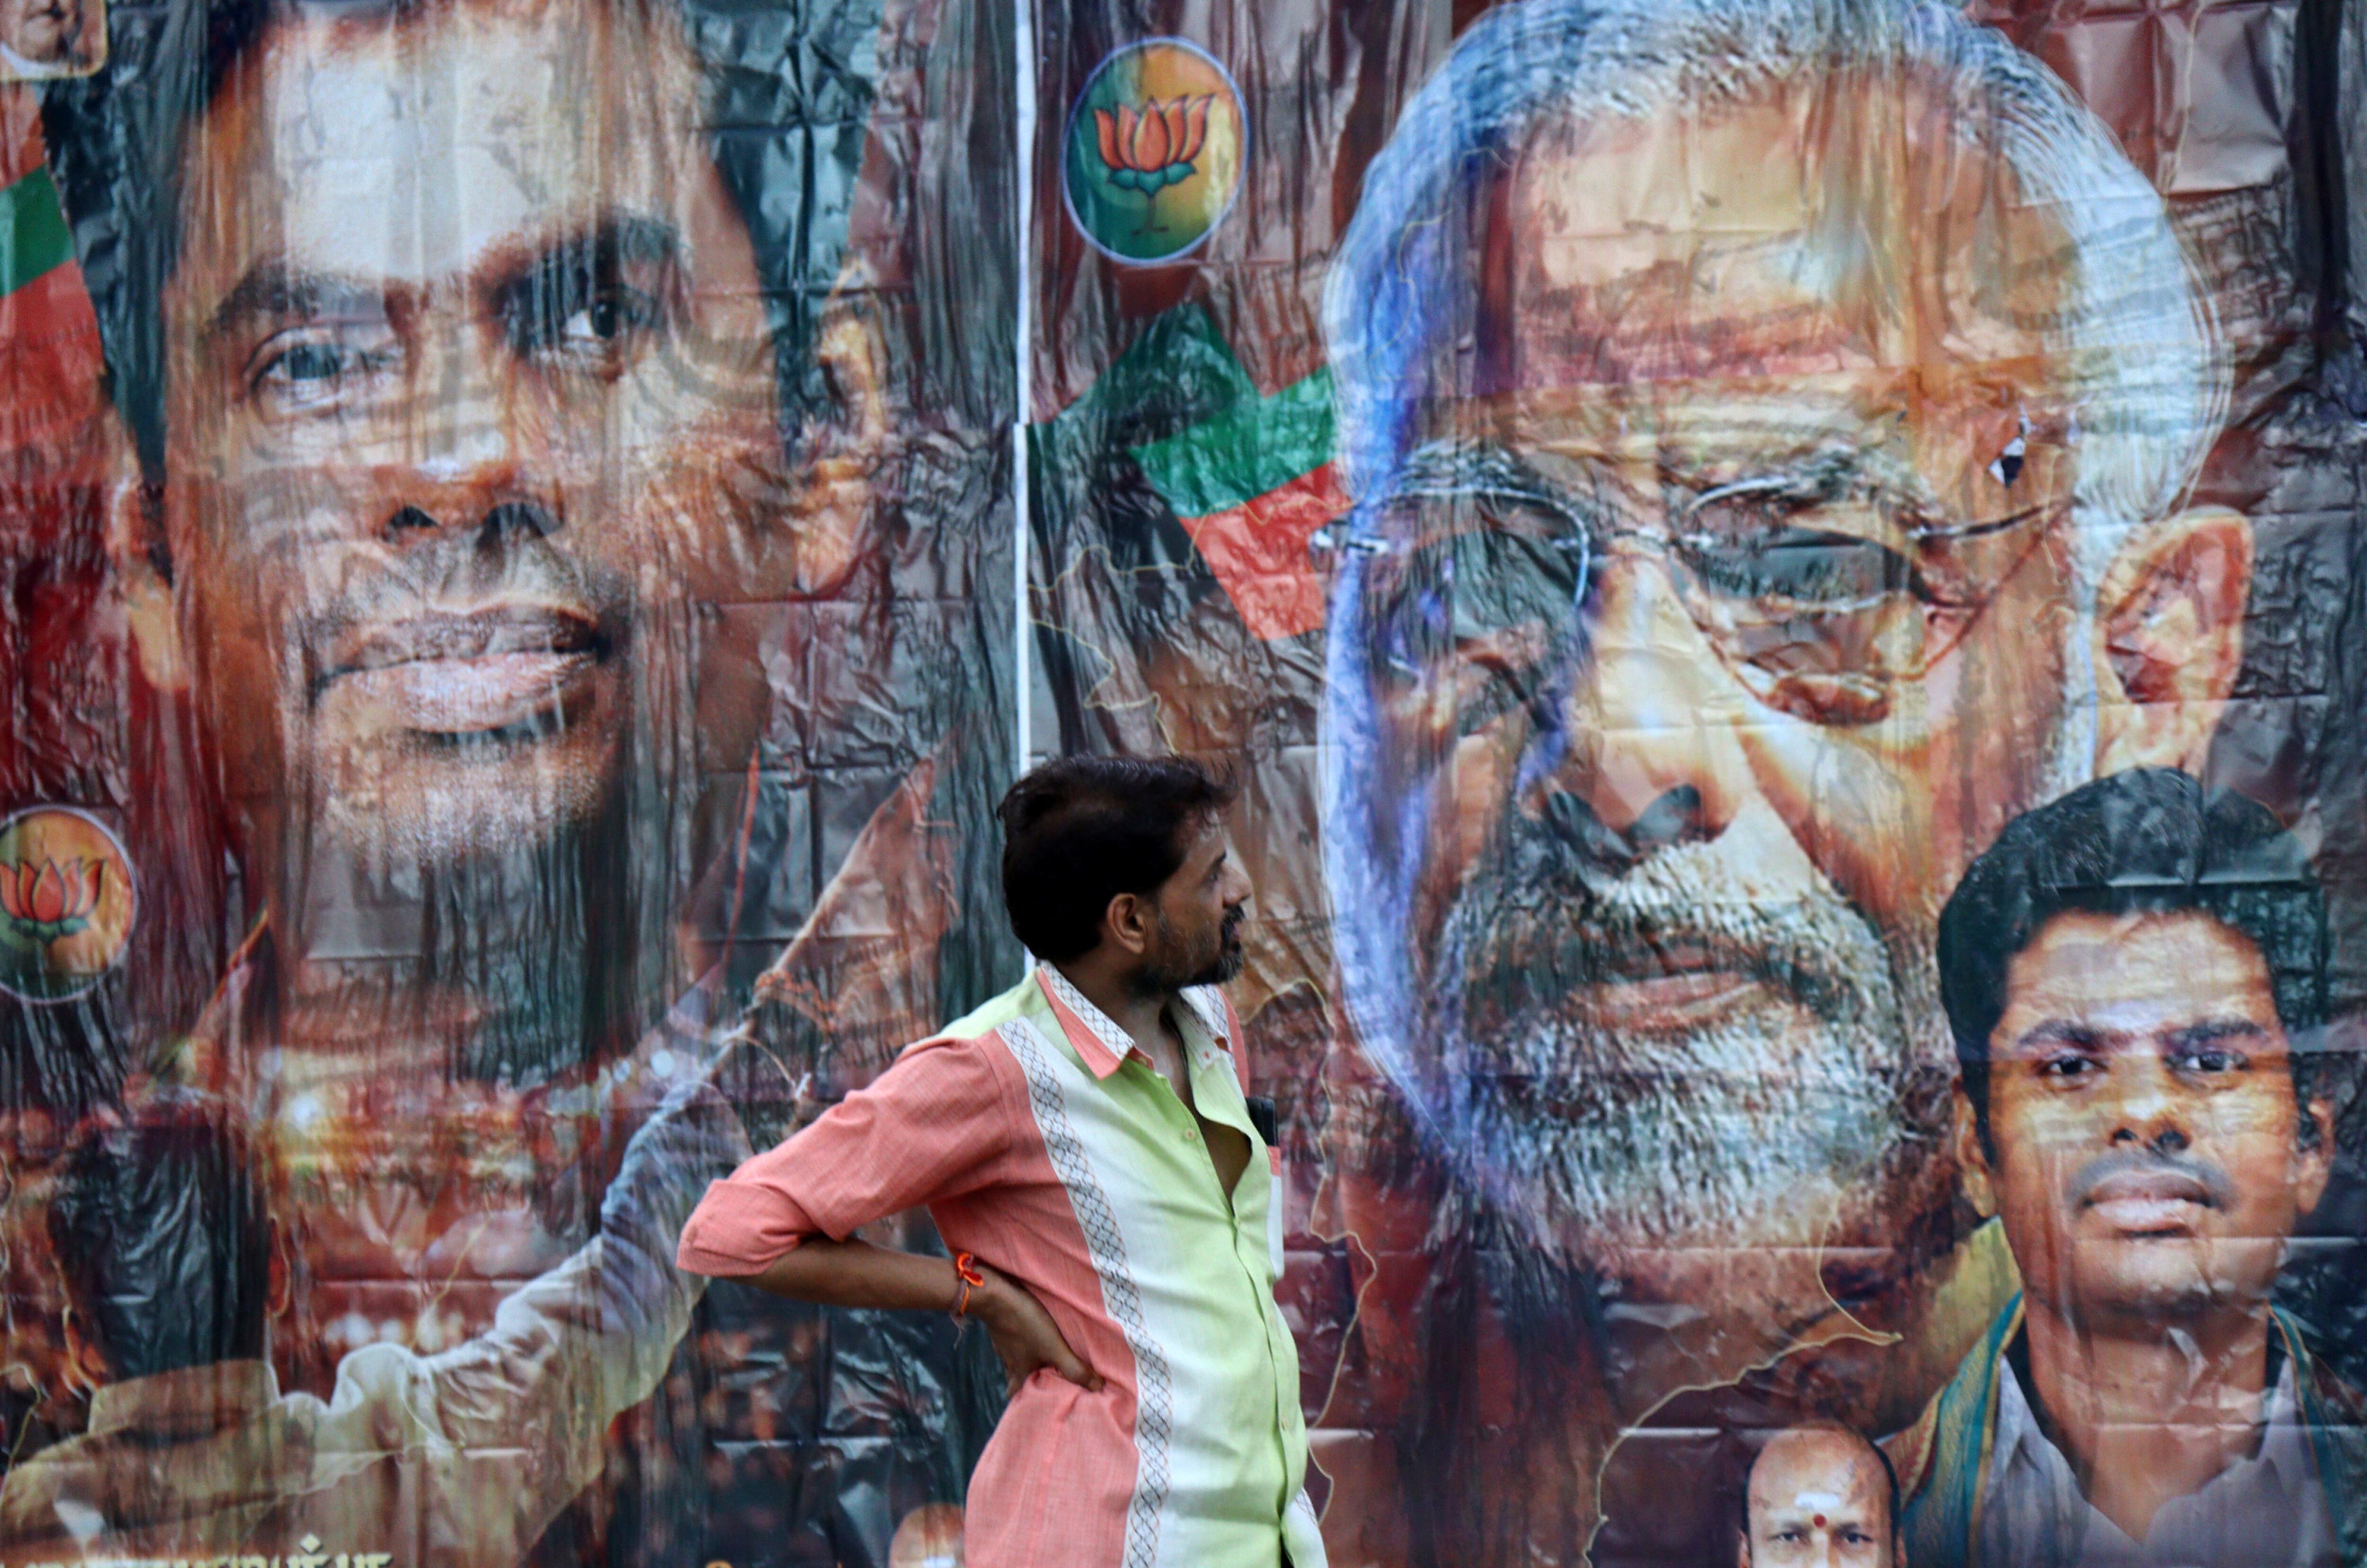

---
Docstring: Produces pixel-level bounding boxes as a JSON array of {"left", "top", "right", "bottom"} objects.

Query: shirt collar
[
  {"left": 1033, "top": 966, "right": 1231, "bottom": 1081},
  {"left": 1991, "top": 1337, "right": 2314, "bottom": 1522},
  {"left": 87, "top": 1359, "right": 279, "bottom": 1440}
]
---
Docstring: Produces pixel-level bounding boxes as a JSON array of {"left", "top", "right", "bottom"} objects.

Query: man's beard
[
  {"left": 264, "top": 595, "right": 703, "bottom": 1089},
  {"left": 1139, "top": 904, "right": 1247, "bottom": 993},
  {"left": 1421, "top": 808, "right": 1947, "bottom": 1265}
]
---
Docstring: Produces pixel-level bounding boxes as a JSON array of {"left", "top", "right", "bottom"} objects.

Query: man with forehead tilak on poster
[
  {"left": 0, "top": 0, "right": 1007, "bottom": 1559},
  {"left": 1315, "top": 0, "right": 2255, "bottom": 1559}
]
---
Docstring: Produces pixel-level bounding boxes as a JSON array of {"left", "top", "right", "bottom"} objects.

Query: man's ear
[
  {"left": 105, "top": 416, "right": 187, "bottom": 694},
  {"left": 782, "top": 289, "right": 891, "bottom": 597},
  {"left": 1101, "top": 890, "right": 1154, "bottom": 960},
  {"left": 2093, "top": 506, "right": 2250, "bottom": 776},
  {"left": 2296, "top": 1093, "right": 2336, "bottom": 1218},
  {"left": 1951, "top": 1084, "right": 1996, "bottom": 1220}
]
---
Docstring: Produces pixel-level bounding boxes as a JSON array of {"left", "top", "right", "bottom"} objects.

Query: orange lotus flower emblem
[
  {"left": 0, "top": 855, "right": 103, "bottom": 942},
  {"left": 1093, "top": 94, "right": 1214, "bottom": 191}
]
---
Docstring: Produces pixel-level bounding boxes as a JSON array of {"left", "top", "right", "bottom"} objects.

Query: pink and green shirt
[{"left": 676, "top": 967, "right": 1325, "bottom": 1568}]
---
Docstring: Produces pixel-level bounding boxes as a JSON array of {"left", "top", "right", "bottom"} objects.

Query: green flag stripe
[
  {"left": 1130, "top": 367, "right": 1335, "bottom": 520},
  {"left": 0, "top": 166, "right": 73, "bottom": 298}
]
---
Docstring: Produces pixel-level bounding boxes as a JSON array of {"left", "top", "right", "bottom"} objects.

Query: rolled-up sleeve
[{"left": 676, "top": 1033, "right": 1016, "bottom": 1277}]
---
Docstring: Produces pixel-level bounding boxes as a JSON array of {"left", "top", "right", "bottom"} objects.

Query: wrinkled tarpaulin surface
[{"left": 0, "top": 0, "right": 2365, "bottom": 1562}]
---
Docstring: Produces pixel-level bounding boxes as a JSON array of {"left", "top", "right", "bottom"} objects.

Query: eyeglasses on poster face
[{"left": 1341, "top": 430, "right": 2066, "bottom": 732}]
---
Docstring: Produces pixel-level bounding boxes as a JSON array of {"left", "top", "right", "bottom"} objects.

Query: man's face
[
  {"left": 1969, "top": 910, "right": 2331, "bottom": 1327},
  {"left": 1140, "top": 818, "right": 1251, "bottom": 993},
  {"left": 4, "top": 0, "right": 78, "bottom": 63},
  {"left": 1328, "top": 76, "right": 2107, "bottom": 1266},
  {"left": 154, "top": 0, "right": 862, "bottom": 868},
  {"left": 1739, "top": 1428, "right": 1895, "bottom": 1568}
]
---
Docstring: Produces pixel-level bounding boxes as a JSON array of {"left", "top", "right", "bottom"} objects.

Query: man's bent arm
[
  {"left": 742, "top": 1235, "right": 964, "bottom": 1311},
  {"left": 676, "top": 1033, "right": 1018, "bottom": 1277}
]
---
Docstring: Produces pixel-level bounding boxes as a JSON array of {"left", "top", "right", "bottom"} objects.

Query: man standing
[
  {"left": 1314, "top": 0, "right": 2254, "bottom": 1554},
  {"left": 678, "top": 756, "right": 1326, "bottom": 1568},
  {"left": 1893, "top": 767, "right": 2364, "bottom": 1566},
  {"left": 1737, "top": 1425, "right": 1900, "bottom": 1568}
]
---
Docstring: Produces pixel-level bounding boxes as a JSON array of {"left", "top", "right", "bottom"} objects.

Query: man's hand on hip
[{"left": 970, "top": 1262, "right": 1102, "bottom": 1395}]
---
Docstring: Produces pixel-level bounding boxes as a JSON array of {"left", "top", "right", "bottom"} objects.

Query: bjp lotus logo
[
  {"left": 1064, "top": 40, "right": 1246, "bottom": 264},
  {"left": 0, "top": 807, "right": 134, "bottom": 1002},
  {"left": 1, "top": 856, "right": 103, "bottom": 942},
  {"left": 1094, "top": 96, "right": 1213, "bottom": 194}
]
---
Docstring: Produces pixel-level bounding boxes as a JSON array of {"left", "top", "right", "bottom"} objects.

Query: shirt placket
[{"left": 1177, "top": 1015, "right": 1298, "bottom": 1518}]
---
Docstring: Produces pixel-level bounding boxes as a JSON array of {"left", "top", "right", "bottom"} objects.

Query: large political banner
[
  {"left": 2, "top": 0, "right": 2365, "bottom": 1563},
  {"left": 1029, "top": 0, "right": 2367, "bottom": 1564}
]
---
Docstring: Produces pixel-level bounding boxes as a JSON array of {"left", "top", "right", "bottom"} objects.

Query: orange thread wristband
[{"left": 952, "top": 1251, "right": 986, "bottom": 1320}]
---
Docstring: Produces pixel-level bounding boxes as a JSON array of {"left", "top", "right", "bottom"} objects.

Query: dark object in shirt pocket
[{"left": 1244, "top": 1095, "right": 1279, "bottom": 1147}]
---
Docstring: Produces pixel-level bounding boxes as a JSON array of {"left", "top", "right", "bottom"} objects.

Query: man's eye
[
  {"left": 261, "top": 341, "right": 348, "bottom": 383},
  {"left": 1682, "top": 527, "right": 1915, "bottom": 611},
  {"left": 2038, "top": 1054, "right": 2100, "bottom": 1080},
  {"left": 508, "top": 265, "right": 665, "bottom": 371},
  {"left": 245, "top": 329, "right": 397, "bottom": 411},
  {"left": 2174, "top": 1048, "right": 2245, "bottom": 1075},
  {"left": 561, "top": 288, "right": 658, "bottom": 349}
]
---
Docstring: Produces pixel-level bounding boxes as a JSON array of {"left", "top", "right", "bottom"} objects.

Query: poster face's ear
[
  {"left": 103, "top": 416, "right": 187, "bottom": 695},
  {"left": 2092, "top": 506, "right": 2252, "bottom": 776},
  {"left": 1950, "top": 1085, "right": 1996, "bottom": 1220},
  {"left": 787, "top": 290, "right": 893, "bottom": 596},
  {"left": 2296, "top": 1094, "right": 2336, "bottom": 1219}
]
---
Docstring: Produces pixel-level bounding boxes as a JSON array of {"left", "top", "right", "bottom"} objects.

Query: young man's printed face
[
  {"left": 155, "top": 0, "right": 860, "bottom": 869},
  {"left": 1974, "top": 910, "right": 2332, "bottom": 1327}
]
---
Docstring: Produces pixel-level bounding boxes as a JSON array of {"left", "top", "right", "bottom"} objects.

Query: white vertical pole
[{"left": 1011, "top": 0, "right": 1037, "bottom": 793}]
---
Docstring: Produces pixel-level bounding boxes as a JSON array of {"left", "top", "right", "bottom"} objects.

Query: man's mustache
[
  {"left": 1444, "top": 801, "right": 1864, "bottom": 1025},
  {"left": 293, "top": 515, "right": 617, "bottom": 674},
  {"left": 2067, "top": 1148, "right": 2237, "bottom": 1214}
]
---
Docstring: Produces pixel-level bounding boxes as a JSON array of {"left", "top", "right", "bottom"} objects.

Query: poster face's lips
[
  {"left": 328, "top": 606, "right": 600, "bottom": 674},
  {"left": 1506, "top": 934, "right": 1789, "bottom": 1032},
  {"left": 2081, "top": 1167, "right": 2218, "bottom": 1230},
  {"left": 316, "top": 606, "right": 605, "bottom": 735}
]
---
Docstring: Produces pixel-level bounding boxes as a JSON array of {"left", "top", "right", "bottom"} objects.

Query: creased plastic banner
[{"left": 4, "top": 0, "right": 2367, "bottom": 1564}]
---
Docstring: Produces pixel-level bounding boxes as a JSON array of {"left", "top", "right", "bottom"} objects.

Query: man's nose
[
  {"left": 383, "top": 498, "right": 562, "bottom": 552},
  {"left": 1537, "top": 553, "right": 1752, "bottom": 862},
  {"left": 2107, "top": 1059, "right": 2193, "bottom": 1155},
  {"left": 383, "top": 325, "right": 539, "bottom": 519}
]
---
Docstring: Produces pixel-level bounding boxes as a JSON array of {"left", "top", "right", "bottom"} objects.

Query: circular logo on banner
[
  {"left": 0, "top": 807, "right": 135, "bottom": 1003},
  {"left": 1063, "top": 38, "right": 1247, "bottom": 264}
]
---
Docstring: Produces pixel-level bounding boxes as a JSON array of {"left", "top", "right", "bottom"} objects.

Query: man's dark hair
[
  {"left": 1736, "top": 1421, "right": 1901, "bottom": 1554},
  {"left": 1939, "top": 767, "right": 2327, "bottom": 1149},
  {"left": 47, "top": 1088, "right": 273, "bottom": 1380},
  {"left": 997, "top": 755, "right": 1237, "bottom": 962}
]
